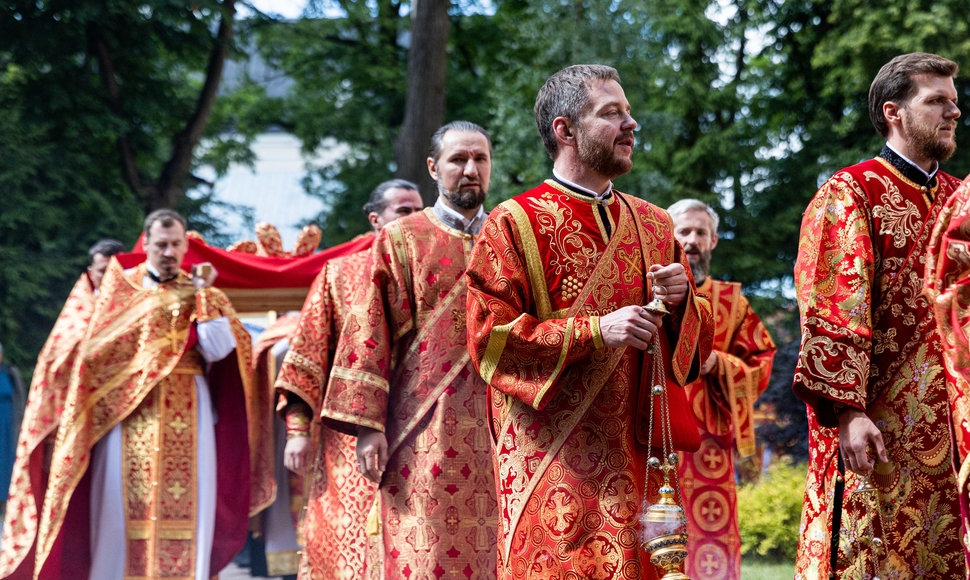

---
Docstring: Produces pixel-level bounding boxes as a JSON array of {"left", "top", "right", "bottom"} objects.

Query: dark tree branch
[
  {"left": 89, "top": 24, "right": 145, "bottom": 198},
  {"left": 151, "top": 0, "right": 236, "bottom": 211}
]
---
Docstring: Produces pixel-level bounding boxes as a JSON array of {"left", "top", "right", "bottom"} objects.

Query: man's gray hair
[
  {"left": 363, "top": 179, "right": 420, "bottom": 215},
  {"left": 428, "top": 121, "right": 492, "bottom": 165},
  {"left": 667, "top": 198, "right": 720, "bottom": 233},
  {"left": 534, "top": 64, "right": 621, "bottom": 159}
]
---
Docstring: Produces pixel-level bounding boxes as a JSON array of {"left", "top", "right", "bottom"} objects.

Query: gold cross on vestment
[{"left": 164, "top": 327, "right": 181, "bottom": 352}]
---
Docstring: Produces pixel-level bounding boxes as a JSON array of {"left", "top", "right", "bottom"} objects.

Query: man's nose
[{"left": 946, "top": 101, "right": 961, "bottom": 120}]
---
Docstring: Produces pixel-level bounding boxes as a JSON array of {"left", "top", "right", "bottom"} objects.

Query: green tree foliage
[{"left": 0, "top": 0, "right": 256, "bottom": 369}]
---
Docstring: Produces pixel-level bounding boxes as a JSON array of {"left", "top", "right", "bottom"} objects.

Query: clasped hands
[{"left": 599, "top": 263, "right": 688, "bottom": 349}]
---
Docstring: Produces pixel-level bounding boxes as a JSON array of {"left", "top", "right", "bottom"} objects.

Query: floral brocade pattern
[
  {"left": 323, "top": 210, "right": 497, "bottom": 579},
  {"left": 0, "top": 274, "right": 95, "bottom": 576},
  {"left": 466, "top": 182, "right": 713, "bottom": 580},
  {"left": 793, "top": 159, "right": 963, "bottom": 579},
  {"left": 678, "top": 279, "right": 776, "bottom": 580},
  {"left": 274, "top": 242, "right": 383, "bottom": 580},
  {"left": 924, "top": 174, "right": 970, "bottom": 561}
]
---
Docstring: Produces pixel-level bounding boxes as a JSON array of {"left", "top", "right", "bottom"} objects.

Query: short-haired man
[
  {"left": 1, "top": 238, "right": 126, "bottom": 569},
  {"left": 322, "top": 122, "right": 497, "bottom": 578},
  {"left": 668, "top": 199, "right": 776, "bottom": 580},
  {"left": 274, "top": 179, "right": 422, "bottom": 578},
  {"left": 86, "top": 238, "right": 126, "bottom": 290},
  {"left": 1, "top": 210, "right": 268, "bottom": 578},
  {"left": 465, "top": 64, "right": 713, "bottom": 579},
  {"left": 793, "top": 52, "right": 964, "bottom": 577}
]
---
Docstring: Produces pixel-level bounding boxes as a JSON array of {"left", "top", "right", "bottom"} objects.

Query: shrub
[{"left": 737, "top": 458, "right": 806, "bottom": 561}]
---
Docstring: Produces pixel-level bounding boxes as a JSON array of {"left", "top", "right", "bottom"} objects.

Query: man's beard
[
  {"left": 685, "top": 248, "right": 711, "bottom": 286},
  {"left": 440, "top": 182, "right": 486, "bottom": 210},
  {"left": 905, "top": 114, "right": 957, "bottom": 163},
  {"left": 576, "top": 129, "right": 633, "bottom": 179}
]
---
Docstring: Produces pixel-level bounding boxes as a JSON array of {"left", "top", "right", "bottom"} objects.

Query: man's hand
[
  {"left": 838, "top": 407, "right": 888, "bottom": 476},
  {"left": 701, "top": 351, "right": 718, "bottom": 375},
  {"left": 356, "top": 426, "right": 388, "bottom": 483},
  {"left": 284, "top": 436, "right": 312, "bottom": 476},
  {"left": 599, "top": 305, "right": 665, "bottom": 349},
  {"left": 192, "top": 262, "right": 218, "bottom": 290},
  {"left": 648, "top": 263, "right": 689, "bottom": 307}
]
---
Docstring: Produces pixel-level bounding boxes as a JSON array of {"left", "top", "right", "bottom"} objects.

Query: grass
[{"left": 741, "top": 558, "right": 795, "bottom": 579}]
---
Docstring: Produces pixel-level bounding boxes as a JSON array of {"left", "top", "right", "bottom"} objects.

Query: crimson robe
[
  {"left": 322, "top": 210, "right": 497, "bottom": 579},
  {"left": 1, "top": 274, "right": 96, "bottom": 577},
  {"left": 677, "top": 278, "right": 775, "bottom": 580},
  {"left": 274, "top": 235, "right": 385, "bottom": 579},
  {"left": 0, "top": 260, "right": 274, "bottom": 579},
  {"left": 793, "top": 155, "right": 964, "bottom": 579},
  {"left": 924, "top": 173, "right": 970, "bottom": 569},
  {"left": 465, "top": 181, "right": 713, "bottom": 580}
]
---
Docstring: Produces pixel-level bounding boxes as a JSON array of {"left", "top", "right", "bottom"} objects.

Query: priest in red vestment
[
  {"left": 465, "top": 64, "right": 713, "bottom": 580},
  {"left": 322, "top": 122, "right": 497, "bottom": 579},
  {"left": 1, "top": 239, "right": 125, "bottom": 576},
  {"left": 668, "top": 199, "right": 776, "bottom": 580},
  {"left": 793, "top": 52, "right": 965, "bottom": 579},
  {"left": 274, "top": 179, "right": 423, "bottom": 579},
  {"left": 0, "top": 210, "right": 273, "bottom": 579},
  {"left": 925, "top": 174, "right": 970, "bottom": 570}
]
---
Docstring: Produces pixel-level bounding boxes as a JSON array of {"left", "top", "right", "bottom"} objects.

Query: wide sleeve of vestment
[
  {"left": 465, "top": 204, "right": 608, "bottom": 411},
  {"left": 322, "top": 229, "right": 405, "bottom": 435},
  {"left": 275, "top": 263, "right": 337, "bottom": 418},
  {"left": 793, "top": 171, "right": 875, "bottom": 426},
  {"left": 701, "top": 287, "right": 776, "bottom": 454}
]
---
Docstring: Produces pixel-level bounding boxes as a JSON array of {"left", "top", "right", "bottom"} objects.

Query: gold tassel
[{"left": 365, "top": 494, "right": 382, "bottom": 536}]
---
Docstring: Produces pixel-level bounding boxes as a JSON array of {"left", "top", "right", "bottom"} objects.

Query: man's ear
[
  {"left": 552, "top": 117, "right": 576, "bottom": 148},
  {"left": 426, "top": 157, "right": 438, "bottom": 181},
  {"left": 883, "top": 101, "right": 903, "bottom": 125}
]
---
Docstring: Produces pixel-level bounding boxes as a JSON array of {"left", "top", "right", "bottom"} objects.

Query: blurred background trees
[{"left": 3, "top": 0, "right": 970, "bottom": 458}]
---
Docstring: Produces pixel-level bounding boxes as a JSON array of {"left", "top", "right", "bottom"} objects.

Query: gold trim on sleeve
[
  {"left": 329, "top": 367, "right": 389, "bottom": 393},
  {"left": 480, "top": 313, "right": 528, "bottom": 384},
  {"left": 590, "top": 315, "right": 604, "bottom": 349},
  {"left": 531, "top": 317, "right": 574, "bottom": 408}
]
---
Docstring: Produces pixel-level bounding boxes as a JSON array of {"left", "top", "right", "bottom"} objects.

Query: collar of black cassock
[{"left": 878, "top": 144, "right": 938, "bottom": 190}]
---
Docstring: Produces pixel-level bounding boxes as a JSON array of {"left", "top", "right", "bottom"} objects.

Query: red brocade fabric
[
  {"left": 0, "top": 275, "right": 96, "bottom": 578},
  {"left": 323, "top": 210, "right": 497, "bottom": 579},
  {"left": 925, "top": 174, "right": 970, "bottom": 568},
  {"left": 793, "top": 159, "right": 964, "bottom": 579},
  {"left": 676, "top": 278, "right": 775, "bottom": 580},
  {"left": 465, "top": 181, "right": 713, "bottom": 580},
  {"left": 275, "top": 238, "right": 385, "bottom": 579},
  {"left": 1, "top": 260, "right": 272, "bottom": 579}
]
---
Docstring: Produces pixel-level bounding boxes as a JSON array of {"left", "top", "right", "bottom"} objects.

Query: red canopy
[{"left": 118, "top": 234, "right": 374, "bottom": 312}]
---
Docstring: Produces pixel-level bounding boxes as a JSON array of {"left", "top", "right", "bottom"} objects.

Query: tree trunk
[{"left": 395, "top": 0, "right": 450, "bottom": 204}]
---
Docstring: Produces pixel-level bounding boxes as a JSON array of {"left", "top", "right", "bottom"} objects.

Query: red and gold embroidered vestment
[
  {"left": 793, "top": 158, "right": 963, "bottom": 579},
  {"left": 925, "top": 173, "right": 970, "bottom": 562},
  {"left": 676, "top": 278, "right": 775, "bottom": 580},
  {"left": 0, "top": 260, "right": 274, "bottom": 579},
  {"left": 1, "top": 274, "right": 96, "bottom": 577},
  {"left": 322, "top": 210, "right": 497, "bottom": 579},
  {"left": 275, "top": 235, "right": 384, "bottom": 580},
  {"left": 465, "top": 181, "right": 713, "bottom": 580}
]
